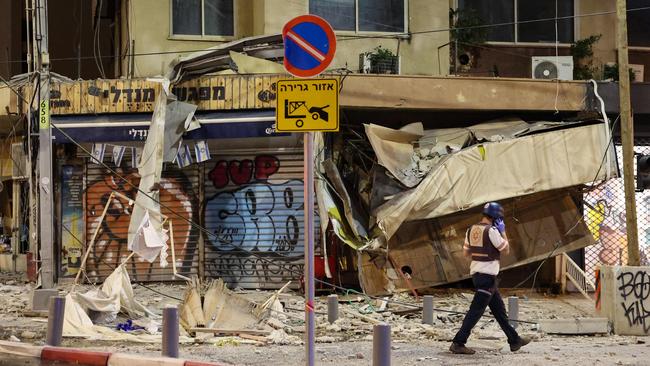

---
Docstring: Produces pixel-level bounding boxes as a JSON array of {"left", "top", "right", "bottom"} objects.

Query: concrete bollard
[
  {"left": 422, "top": 295, "right": 434, "bottom": 325},
  {"left": 508, "top": 296, "right": 518, "bottom": 329},
  {"left": 373, "top": 323, "right": 391, "bottom": 366},
  {"left": 46, "top": 296, "right": 66, "bottom": 346},
  {"left": 327, "top": 294, "right": 338, "bottom": 324},
  {"left": 162, "top": 306, "right": 179, "bottom": 358}
]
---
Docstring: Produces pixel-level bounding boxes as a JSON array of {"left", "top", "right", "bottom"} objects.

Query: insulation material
[
  {"left": 374, "top": 122, "right": 616, "bottom": 239},
  {"left": 180, "top": 278, "right": 205, "bottom": 329},
  {"left": 360, "top": 189, "right": 595, "bottom": 295},
  {"left": 364, "top": 122, "right": 424, "bottom": 188},
  {"left": 179, "top": 278, "right": 265, "bottom": 331}
]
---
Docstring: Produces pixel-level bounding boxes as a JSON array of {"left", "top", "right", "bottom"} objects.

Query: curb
[{"left": 0, "top": 341, "right": 224, "bottom": 366}]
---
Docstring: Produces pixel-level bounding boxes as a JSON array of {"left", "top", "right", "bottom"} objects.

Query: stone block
[
  {"left": 31, "top": 289, "right": 59, "bottom": 311},
  {"left": 600, "top": 265, "right": 650, "bottom": 336},
  {"left": 538, "top": 318, "right": 609, "bottom": 334}
]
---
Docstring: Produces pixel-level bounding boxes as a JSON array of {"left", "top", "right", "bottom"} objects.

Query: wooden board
[{"left": 22, "top": 74, "right": 288, "bottom": 115}]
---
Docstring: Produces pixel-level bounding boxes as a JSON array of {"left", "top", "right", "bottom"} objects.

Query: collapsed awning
[
  {"left": 51, "top": 110, "right": 286, "bottom": 143},
  {"left": 371, "top": 120, "right": 617, "bottom": 239}
]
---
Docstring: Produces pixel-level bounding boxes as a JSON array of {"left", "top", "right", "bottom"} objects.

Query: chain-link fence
[{"left": 584, "top": 140, "right": 650, "bottom": 283}]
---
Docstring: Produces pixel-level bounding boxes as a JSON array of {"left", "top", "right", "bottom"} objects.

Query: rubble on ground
[{"left": 0, "top": 271, "right": 601, "bottom": 349}]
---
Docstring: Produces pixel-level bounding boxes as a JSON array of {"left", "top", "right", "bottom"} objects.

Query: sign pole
[
  {"left": 279, "top": 14, "right": 338, "bottom": 366},
  {"left": 304, "top": 131, "right": 315, "bottom": 366}
]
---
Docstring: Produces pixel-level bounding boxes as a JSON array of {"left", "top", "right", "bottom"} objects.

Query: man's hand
[{"left": 494, "top": 218, "right": 506, "bottom": 234}]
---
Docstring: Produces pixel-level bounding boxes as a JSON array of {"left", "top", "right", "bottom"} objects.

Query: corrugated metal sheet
[
  {"left": 84, "top": 148, "right": 200, "bottom": 282},
  {"left": 203, "top": 147, "right": 316, "bottom": 289}
]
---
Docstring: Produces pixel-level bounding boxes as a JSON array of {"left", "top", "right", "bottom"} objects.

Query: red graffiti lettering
[
  {"left": 228, "top": 160, "right": 254, "bottom": 185},
  {"left": 208, "top": 155, "right": 281, "bottom": 188},
  {"left": 254, "top": 155, "right": 280, "bottom": 180},
  {"left": 208, "top": 160, "right": 229, "bottom": 189}
]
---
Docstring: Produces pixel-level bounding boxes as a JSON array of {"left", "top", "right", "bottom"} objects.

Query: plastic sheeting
[
  {"left": 72, "top": 265, "right": 152, "bottom": 319},
  {"left": 63, "top": 265, "right": 180, "bottom": 342}
]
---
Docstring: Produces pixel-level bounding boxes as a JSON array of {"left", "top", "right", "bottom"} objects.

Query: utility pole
[
  {"left": 616, "top": 0, "right": 640, "bottom": 266},
  {"left": 35, "top": 0, "right": 55, "bottom": 288}
]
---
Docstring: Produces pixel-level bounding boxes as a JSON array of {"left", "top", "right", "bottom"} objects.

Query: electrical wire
[
  {"left": 93, "top": 0, "right": 106, "bottom": 79},
  {"left": 335, "top": 6, "right": 650, "bottom": 41},
  {"left": 12, "top": 3, "right": 633, "bottom": 318},
  {"left": 1, "top": 6, "right": 650, "bottom": 66},
  {"left": 48, "top": 120, "right": 549, "bottom": 323}
]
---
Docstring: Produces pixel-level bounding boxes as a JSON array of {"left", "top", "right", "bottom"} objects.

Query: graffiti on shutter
[
  {"left": 84, "top": 149, "right": 200, "bottom": 282},
  {"left": 203, "top": 149, "right": 319, "bottom": 289}
]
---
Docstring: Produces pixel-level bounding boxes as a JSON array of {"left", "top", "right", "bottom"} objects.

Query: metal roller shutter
[
  {"left": 203, "top": 147, "right": 318, "bottom": 289},
  {"left": 84, "top": 148, "right": 200, "bottom": 282}
]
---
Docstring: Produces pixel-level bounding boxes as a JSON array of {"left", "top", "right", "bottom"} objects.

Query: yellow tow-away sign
[{"left": 276, "top": 79, "right": 338, "bottom": 132}]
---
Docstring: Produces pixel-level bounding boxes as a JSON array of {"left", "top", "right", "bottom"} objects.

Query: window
[
  {"left": 628, "top": 0, "right": 650, "bottom": 47},
  {"left": 171, "top": 0, "right": 234, "bottom": 37},
  {"left": 458, "top": 0, "right": 574, "bottom": 44},
  {"left": 310, "top": 0, "right": 405, "bottom": 33}
]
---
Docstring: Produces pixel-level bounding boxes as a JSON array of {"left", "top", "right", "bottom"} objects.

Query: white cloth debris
[{"left": 129, "top": 210, "right": 168, "bottom": 263}]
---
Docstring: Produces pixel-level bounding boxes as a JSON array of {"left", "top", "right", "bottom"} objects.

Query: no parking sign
[{"left": 282, "top": 15, "right": 336, "bottom": 78}]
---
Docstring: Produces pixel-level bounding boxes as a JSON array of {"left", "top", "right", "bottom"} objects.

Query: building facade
[
  {"left": 451, "top": 0, "right": 650, "bottom": 81},
  {"left": 120, "top": 0, "right": 450, "bottom": 77}
]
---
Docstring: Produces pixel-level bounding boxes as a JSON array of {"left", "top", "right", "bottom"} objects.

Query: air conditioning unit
[
  {"left": 359, "top": 53, "right": 400, "bottom": 75},
  {"left": 11, "top": 143, "right": 27, "bottom": 179},
  {"left": 531, "top": 56, "right": 574, "bottom": 80},
  {"left": 630, "top": 64, "right": 645, "bottom": 82}
]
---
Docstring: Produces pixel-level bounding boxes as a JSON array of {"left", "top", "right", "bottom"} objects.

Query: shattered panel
[
  {"left": 360, "top": 189, "right": 595, "bottom": 295},
  {"left": 375, "top": 122, "right": 615, "bottom": 239}
]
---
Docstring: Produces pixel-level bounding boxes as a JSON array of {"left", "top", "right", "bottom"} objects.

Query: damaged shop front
[
  {"left": 26, "top": 71, "right": 612, "bottom": 296},
  {"left": 42, "top": 75, "right": 319, "bottom": 289},
  {"left": 316, "top": 110, "right": 617, "bottom": 295}
]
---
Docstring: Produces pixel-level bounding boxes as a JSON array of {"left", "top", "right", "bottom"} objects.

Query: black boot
[
  {"left": 450, "top": 342, "right": 476, "bottom": 355},
  {"left": 510, "top": 336, "right": 531, "bottom": 352}
]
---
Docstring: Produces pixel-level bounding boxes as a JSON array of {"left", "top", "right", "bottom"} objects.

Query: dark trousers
[{"left": 452, "top": 272, "right": 520, "bottom": 345}]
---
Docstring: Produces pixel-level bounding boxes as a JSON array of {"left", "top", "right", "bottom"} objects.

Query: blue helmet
[{"left": 483, "top": 202, "right": 504, "bottom": 219}]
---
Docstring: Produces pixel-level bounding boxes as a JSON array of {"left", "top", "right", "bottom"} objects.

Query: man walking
[{"left": 449, "top": 202, "right": 530, "bottom": 354}]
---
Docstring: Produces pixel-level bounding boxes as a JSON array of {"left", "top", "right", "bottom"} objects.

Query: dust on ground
[{"left": 0, "top": 272, "right": 646, "bottom": 366}]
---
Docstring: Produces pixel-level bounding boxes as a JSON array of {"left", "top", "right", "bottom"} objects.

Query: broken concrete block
[
  {"left": 538, "top": 318, "right": 609, "bottom": 335},
  {"left": 600, "top": 266, "right": 650, "bottom": 336},
  {"left": 30, "top": 289, "right": 59, "bottom": 311}
]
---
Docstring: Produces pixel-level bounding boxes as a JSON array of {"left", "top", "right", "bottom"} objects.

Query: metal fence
[{"left": 584, "top": 140, "right": 650, "bottom": 283}]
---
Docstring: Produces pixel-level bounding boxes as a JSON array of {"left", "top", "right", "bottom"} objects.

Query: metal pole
[
  {"left": 327, "top": 294, "right": 338, "bottom": 324},
  {"left": 508, "top": 296, "right": 519, "bottom": 329},
  {"left": 304, "top": 132, "right": 315, "bottom": 366},
  {"left": 35, "top": 0, "right": 54, "bottom": 288},
  {"left": 422, "top": 295, "right": 433, "bottom": 325},
  {"left": 373, "top": 323, "right": 391, "bottom": 366},
  {"left": 162, "top": 306, "right": 179, "bottom": 358},
  {"left": 46, "top": 296, "right": 65, "bottom": 346},
  {"left": 616, "top": 0, "right": 640, "bottom": 266}
]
